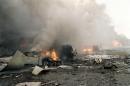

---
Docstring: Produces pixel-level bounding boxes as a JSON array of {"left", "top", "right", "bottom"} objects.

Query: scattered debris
[
  {"left": 0, "top": 67, "right": 32, "bottom": 76},
  {"left": 94, "top": 58, "right": 102, "bottom": 64},
  {"left": 42, "top": 67, "right": 58, "bottom": 71},
  {"left": 0, "top": 49, "right": 129, "bottom": 86},
  {"left": 8, "top": 51, "right": 39, "bottom": 68},
  {"left": 0, "top": 63, "right": 7, "bottom": 71},
  {"left": 32, "top": 66, "right": 58, "bottom": 75},
  {"left": 77, "top": 65, "right": 93, "bottom": 69},
  {"left": 84, "top": 55, "right": 120, "bottom": 59},
  {"left": 0, "top": 57, "right": 12, "bottom": 63},
  {"left": 1, "top": 75, "right": 12, "bottom": 78},
  {"left": 8, "top": 51, "right": 28, "bottom": 68},
  {"left": 103, "top": 61, "right": 128, "bottom": 70},
  {"left": 41, "top": 81, "right": 58, "bottom": 86},
  {"left": 58, "top": 65, "right": 73, "bottom": 69},
  {"left": 32, "top": 66, "right": 43, "bottom": 75},
  {"left": 127, "top": 55, "right": 130, "bottom": 73},
  {"left": 112, "top": 62, "right": 128, "bottom": 68},
  {"left": 16, "top": 82, "right": 41, "bottom": 86}
]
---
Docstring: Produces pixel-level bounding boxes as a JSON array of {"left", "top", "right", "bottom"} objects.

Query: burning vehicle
[
  {"left": 40, "top": 44, "right": 77, "bottom": 66},
  {"left": 40, "top": 49, "right": 61, "bottom": 66}
]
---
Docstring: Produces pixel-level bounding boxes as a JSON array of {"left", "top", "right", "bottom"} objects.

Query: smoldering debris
[
  {"left": 0, "top": 52, "right": 129, "bottom": 86},
  {"left": 16, "top": 82, "right": 41, "bottom": 86},
  {"left": 0, "top": 44, "right": 129, "bottom": 86},
  {"left": 0, "top": 0, "right": 130, "bottom": 86}
]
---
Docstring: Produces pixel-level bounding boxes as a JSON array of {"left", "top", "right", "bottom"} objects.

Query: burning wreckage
[
  {"left": 0, "top": 44, "right": 129, "bottom": 70},
  {"left": 0, "top": 45, "right": 130, "bottom": 86},
  {"left": 0, "top": 45, "right": 76, "bottom": 70}
]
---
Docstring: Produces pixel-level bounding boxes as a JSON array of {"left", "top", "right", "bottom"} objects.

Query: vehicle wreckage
[{"left": 0, "top": 45, "right": 77, "bottom": 70}]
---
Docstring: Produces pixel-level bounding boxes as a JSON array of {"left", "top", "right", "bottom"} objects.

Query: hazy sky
[{"left": 96, "top": 0, "right": 130, "bottom": 39}]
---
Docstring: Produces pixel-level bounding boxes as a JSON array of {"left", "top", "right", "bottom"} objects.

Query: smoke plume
[{"left": 0, "top": 0, "right": 128, "bottom": 55}]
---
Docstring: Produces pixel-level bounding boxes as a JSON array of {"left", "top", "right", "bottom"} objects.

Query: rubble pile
[
  {"left": 0, "top": 47, "right": 130, "bottom": 86},
  {"left": 127, "top": 55, "right": 130, "bottom": 72}
]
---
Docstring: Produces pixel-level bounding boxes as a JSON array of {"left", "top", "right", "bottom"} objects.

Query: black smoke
[{"left": 0, "top": 0, "right": 129, "bottom": 56}]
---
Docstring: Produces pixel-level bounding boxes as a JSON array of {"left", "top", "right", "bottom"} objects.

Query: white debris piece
[
  {"left": 0, "top": 63, "right": 7, "bottom": 71},
  {"left": 85, "top": 55, "right": 120, "bottom": 59},
  {"left": 32, "top": 66, "right": 43, "bottom": 75},
  {"left": 0, "top": 57, "right": 12, "bottom": 63},
  {"left": 45, "top": 65, "right": 48, "bottom": 69},
  {"left": 58, "top": 65, "right": 73, "bottom": 69},
  {"left": 16, "top": 82, "right": 41, "bottom": 86},
  {"left": 94, "top": 58, "right": 102, "bottom": 64}
]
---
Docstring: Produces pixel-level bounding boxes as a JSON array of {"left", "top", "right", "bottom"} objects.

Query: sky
[{"left": 96, "top": 0, "right": 130, "bottom": 39}]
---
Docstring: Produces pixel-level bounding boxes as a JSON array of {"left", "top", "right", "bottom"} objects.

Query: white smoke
[{"left": 29, "top": 0, "right": 117, "bottom": 50}]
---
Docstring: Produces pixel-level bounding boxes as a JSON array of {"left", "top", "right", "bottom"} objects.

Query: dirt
[{"left": 0, "top": 65, "right": 130, "bottom": 86}]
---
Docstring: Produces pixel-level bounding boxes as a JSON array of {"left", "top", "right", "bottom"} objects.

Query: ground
[{"left": 0, "top": 64, "right": 130, "bottom": 86}]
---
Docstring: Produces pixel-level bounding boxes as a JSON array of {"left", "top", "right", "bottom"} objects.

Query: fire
[
  {"left": 41, "top": 49, "right": 59, "bottom": 61},
  {"left": 50, "top": 49, "right": 59, "bottom": 61},
  {"left": 83, "top": 48, "right": 93, "bottom": 54},
  {"left": 112, "top": 40, "right": 122, "bottom": 47}
]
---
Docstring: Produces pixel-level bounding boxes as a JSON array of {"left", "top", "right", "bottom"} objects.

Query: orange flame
[
  {"left": 112, "top": 40, "right": 122, "bottom": 47},
  {"left": 41, "top": 49, "right": 59, "bottom": 61},
  {"left": 50, "top": 49, "right": 59, "bottom": 61},
  {"left": 83, "top": 48, "right": 93, "bottom": 54}
]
